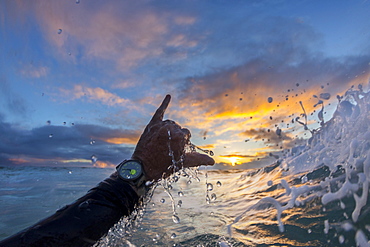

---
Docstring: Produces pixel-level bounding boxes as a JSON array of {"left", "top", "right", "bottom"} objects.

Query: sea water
[{"left": 1, "top": 87, "right": 370, "bottom": 246}]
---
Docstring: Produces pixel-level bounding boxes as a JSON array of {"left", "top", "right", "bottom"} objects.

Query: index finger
[{"left": 150, "top": 94, "right": 171, "bottom": 124}]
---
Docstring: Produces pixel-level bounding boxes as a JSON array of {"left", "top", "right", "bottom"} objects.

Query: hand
[{"left": 132, "top": 95, "right": 214, "bottom": 181}]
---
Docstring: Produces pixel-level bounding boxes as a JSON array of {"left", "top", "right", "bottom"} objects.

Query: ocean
[{"left": 1, "top": 87, "right": 370, "bottom": 246}]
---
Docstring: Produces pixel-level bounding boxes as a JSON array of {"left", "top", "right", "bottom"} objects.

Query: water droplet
[
  {"left": 207, "top": 183, "right": 213, "bottom": 191},
  {"left": 168, "top": 185, "right": 173, "bottom": 190},
  {"left": 160, "top": 198, "right": 165, "bottom": 203},
  {"left": 276, "top": 128, "right": 282, "bottom": 136},
  {"left": 267, "top": 180, "right": 273, "bottom": 186},
  {"left": 339, "top": 235, "right": 345, "bottom": 244},
  {"left": 216, "top": 181, "right": 222, "bottom": 187},
  {"left": 206, "top": 194, "right": 211, "bottom": 204},
  {"left": 211, "top": 193, "right": 217, "bottom": 201},
  {"left": 91, "top": 155, "right": 97, "bottom": 163},
  {"left": 57, "top": 29, "right": 62, "bottom": 34},
  {"left": 307, "top": 229, "right": 312, "bottom": 234},
  {"left": 68, "top": 171, "right": 72, "bottom": 174},
  {"left": 49, "top": 134, "right": 53, "bottom": 138},
  {"left": 172, "top": 215, "right": 180, "bottom": 224},
  {"left": 319, "top": 93, "right": 331, "bottom": 100},
  {"left": 76, "top": 0, "right": 80, "bottom": 3},
  {"left": 209, "top": 150, "right": 214, "bottom": 156},
  {"left": 171, "top": 233, "right": 177, "bottom": 239},
  {"left": 187, "top": 180, "right": 192, "bottom": 184},
  {"left": 178, "top": 191, "right": 184, "bottom": 197},
  {"left": 78, "top": 200, "right": 89, "bottom": 210},
  {"left": 268, "top": 97, "right": 273, "bottom": 103},
  {"left": 177, "top": 200, "right": 182, "bottom": 207}
]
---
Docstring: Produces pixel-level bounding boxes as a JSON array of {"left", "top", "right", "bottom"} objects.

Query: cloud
[
  {"left": 242, "top": 128, "right": 292, "bottom": 145},
  {"left": 169, "top": 14, "right": 369, "bottom": 166},
  {"left": 0, "top": 118, "right": 139, "bottom": 167},
  {"left": 58, "top": 85, "right": 134, "bottom": 107},
  {"left": 173, "top": 17, "right": 370, "bottom": 146},
  {"left": 219, "top": 153, "right": 266, "bottom": 159},
  {"left": 19, "top": 64, "right": 48, "bottom": 78},
  {"left": 174, "top": 16, "right": 196, "bottom": 25},
  {"left": 11, "top": 1, "right": 200, "bottom": 70}
]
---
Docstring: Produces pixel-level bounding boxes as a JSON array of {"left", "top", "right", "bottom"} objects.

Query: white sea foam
[{"left": 228, "top": 85, "right": 370, "bottom": 246}]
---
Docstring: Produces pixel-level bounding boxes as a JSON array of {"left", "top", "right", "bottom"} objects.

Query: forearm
[{"left": 0, "top": 172, "right": 139, "bottom": 247}]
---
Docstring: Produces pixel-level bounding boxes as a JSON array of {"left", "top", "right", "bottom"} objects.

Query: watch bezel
[{"left": 116, "top": 159, "right": 144, "bottom": 181}]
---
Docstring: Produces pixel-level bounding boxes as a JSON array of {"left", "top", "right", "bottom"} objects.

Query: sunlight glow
[{"left": 226, "top": 156, "right": 241, "bottom": 166}]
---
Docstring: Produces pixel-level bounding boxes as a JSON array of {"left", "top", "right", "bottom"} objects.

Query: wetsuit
[{"left": 0, "top": 172, "right": 140, "bottom": 247}]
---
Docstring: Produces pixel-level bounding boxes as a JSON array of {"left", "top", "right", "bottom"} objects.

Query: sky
[{"left": 0, "top": 0, "right": 369, "bottom": 168}]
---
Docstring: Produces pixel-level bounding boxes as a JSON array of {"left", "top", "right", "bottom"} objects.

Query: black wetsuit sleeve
[{"left": 0, "top": 172, "right": 139, "bottom": 247}]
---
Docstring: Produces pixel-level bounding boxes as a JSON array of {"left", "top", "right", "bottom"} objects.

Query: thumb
[{"left": 183, "top": 152, "right": 215, "bottom": 168}]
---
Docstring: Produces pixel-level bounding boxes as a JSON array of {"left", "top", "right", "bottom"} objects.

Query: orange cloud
[
  {"left": 98, "top": 136, "right": 138, "bottom": 145},
  {"left": 59, "top": 85, "right": 136, "bottom": 108},
  {"left": 8, "top": 158, "right": 28, "bottom": 164},
  {"left": 93, "top": 160, "right": 115, "bottom": 168},
  {"left": 196, "top": 144, "right": 215, "bottom": 150}
]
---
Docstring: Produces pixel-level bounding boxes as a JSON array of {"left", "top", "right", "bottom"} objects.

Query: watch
[{"left": 116, "top": 159, "right": 148, "bottom": 196}]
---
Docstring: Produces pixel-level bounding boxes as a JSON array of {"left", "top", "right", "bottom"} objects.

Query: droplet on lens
[
  {"left": 206, "top": 194, "right": 210, "bottom": 204},
  {"left": 172, "top": 215, "right": 180, "bottom": 224},
  {"left": 207, "top": 183, "right": 213, "bottom": 191},
  {"left": 91, "top": 155, "right": 97, "bottom": 163},
  {"left": 58, "top": 29, "right": 62, "bottom": 34},
  {"left": 216, "top": 181, "right": 222, "bottom": 187},
  {"left": 268, "top": 97, "right": 273, "bottom": 103},
  {"left": 211, "top": 193, "right": 217, "bottom": 201}
]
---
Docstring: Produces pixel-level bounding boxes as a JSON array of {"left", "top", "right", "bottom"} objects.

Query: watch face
[{"left": 117, "top": 160, "right": 143, "bottom": 180}]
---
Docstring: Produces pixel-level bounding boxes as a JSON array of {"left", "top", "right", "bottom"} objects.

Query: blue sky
[{"left": 0, "top": 0, "right": 369, "bottom": 168}]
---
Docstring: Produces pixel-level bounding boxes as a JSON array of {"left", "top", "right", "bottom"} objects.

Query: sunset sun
[{"left": 227, "top": 156, "right": 240, "bottom": 166}]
